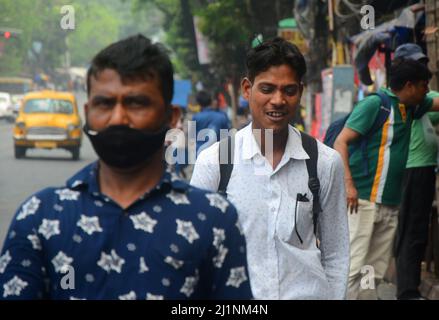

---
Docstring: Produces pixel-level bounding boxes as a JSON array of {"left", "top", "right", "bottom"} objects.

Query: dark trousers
[{"left": 395, "top": 166, "right": 436, "bottom": 299}]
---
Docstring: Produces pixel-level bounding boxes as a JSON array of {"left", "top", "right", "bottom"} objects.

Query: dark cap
[{"left": 394, "top": 43, "right": 429, "bottom": 62}]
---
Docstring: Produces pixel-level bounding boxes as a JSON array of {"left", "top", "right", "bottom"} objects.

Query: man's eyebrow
[
  {"left": 257, "top": 82, "right": 299, "bottom": 87},
  {"left": 91, "top": 95, "right": 116, "bottom": 104},
  {"left": 123, "top": 95, "right": 152, "bottom": 103}
]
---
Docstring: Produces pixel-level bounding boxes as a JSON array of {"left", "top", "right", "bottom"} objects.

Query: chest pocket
[{"left": 276, "top": 193, "right": 314, "bottom": 247}]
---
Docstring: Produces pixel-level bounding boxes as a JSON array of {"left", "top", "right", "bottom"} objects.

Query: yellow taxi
[{"left": 13, "top": 90, "right": 82, "bottom": 160}]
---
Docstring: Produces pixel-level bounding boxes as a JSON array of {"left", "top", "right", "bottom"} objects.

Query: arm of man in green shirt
[
  {"left": 334, "top": 127, "right": 362, "bottom": 214},
  {"left": 425, "top": 95, "right": 439, "bottom": 112},
  {"left": 333, "top": 95, "right": 381, "bottom": 214}
]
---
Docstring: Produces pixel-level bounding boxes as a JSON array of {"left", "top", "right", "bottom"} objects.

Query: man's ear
[
  {"left": 404, "top": 81, "right": 414, "bottom": 92},
  {"left": 168, "top": 105, "right": 182, "bottom": 128},
  {"left": 241, "top": 78, "right": 252, "bottom": 101}
]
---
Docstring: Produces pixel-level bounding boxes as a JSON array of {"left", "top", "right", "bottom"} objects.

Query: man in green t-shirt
[
  {"left": 393, "top": 44, "right": 439, "bottom": 300},
  {"left": 334, "top": 56, "right": 439, "bottom": 299}
]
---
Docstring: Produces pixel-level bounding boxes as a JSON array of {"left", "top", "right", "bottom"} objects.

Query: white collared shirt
[{"left": 190, "top": 123, "right": 349, "bottom": 299}]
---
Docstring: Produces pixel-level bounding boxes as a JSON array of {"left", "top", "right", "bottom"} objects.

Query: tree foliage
[
  {"left": 67, "top": 2, "right": 119, "bottom": 67},
  {"left": 0, "top": 0, "right": 163, "bottom": 77},
  {"left": 136, "top": 0, "right": 295, "bottom": 94}
]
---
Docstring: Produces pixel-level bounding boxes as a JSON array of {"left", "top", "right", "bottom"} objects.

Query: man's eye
[
  {"left": 284, "top": 85, "right": 299, "bottom": 96},
  {"left": 93, "top": 99, "right": 113, "bottom": 109},
  {"left": 260, "top": 86, "right": 274, "bottom": 94},
  {"left": 125, "top": 97, "right": 151, "bottom": 109}
]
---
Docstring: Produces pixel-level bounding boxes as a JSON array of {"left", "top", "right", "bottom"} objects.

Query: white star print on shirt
[
  {"left": 226, "top": 266, "right": 248, "bottom": 288},
  {"left": 53, "top": 204, "right": 63, "bottom": 212},
  {"left": 180, "top": 271, "right": 199, "bottom": 298},
  {"left": 130, "top": 212, "right": 157, "bottom": 234},
  {"left": 97, "top": 250, "right": 125, "bottom": 273},
  {"left": 38, "top": 219, "right": 60, "bottom": 240},
  {"left": 139, "top": 257, "right": 149, "bottom": 273},
  {"left": 212, "top": 228, "right": 226, "bottom": 249},
  {"left": 166, "top": 190, "right": 191, "bottom": 205},
  {"left": 164, "top": 256, "right": 184, "bottom": 269},
  {"left": 0, "top": 250, "right": 12, "bottom": 273},
  {"left": 16, "top": 196, "right": 41, "bottom": 221},
  {"left": 72, "top": 234, "right": 82, "bottom": 243},
  {"left": 119, "top": 291, "right": 137, "bottom": 300},
  {"left": 213, "top": 245, "right": 228, "bottom": 268},
  {"left": 94, "top": 200, "right": 103, "bottom": 207},
  {"left": 176, "top": 219, "right": 200, "bottom": 244},
  {"left": 77, "top": 215, "right": 103, "bottom": 235},
  {"left": 3, "top": 276, "right": 28, "bottom": 298},
  {"left": 52, "top": 251, "right": 73, "bottom": 273},
  {"left": 27, "top": 234, "right": 41, "bottom": 250},
  {"left": 55, "top": 188, "right": 80, "bottom": 201},
  {"left": 21, "top": 260, "right": 31, "bottom": 268},
  {"left": 127, "top": 243, "right": 136, "bottom": 251},
  {"left": 146, "top": 293, "right": 164, "bottom": 300},
  {"left": 205, "top": 193, "right": 229, "bottom": 213}
]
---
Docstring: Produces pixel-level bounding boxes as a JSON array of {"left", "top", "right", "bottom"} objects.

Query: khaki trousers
[{"left": 347, "top": 199, "right": 398, "bottom": 300}]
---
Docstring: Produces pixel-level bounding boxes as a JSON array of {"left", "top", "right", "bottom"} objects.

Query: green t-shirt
[
  {"left": 345, "top": 87, "right": 433, "bottom": 206},
  {"left": 406, "top": 91, "right": 439, "bottom": 168}
]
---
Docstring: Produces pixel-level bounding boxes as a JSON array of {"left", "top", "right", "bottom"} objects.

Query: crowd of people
[{"left": 0, "top": 34, "right": 438, "bottom": 300}]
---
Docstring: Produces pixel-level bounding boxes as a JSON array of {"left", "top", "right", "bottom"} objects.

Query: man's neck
[
  {"left": 98, "top": 150, "right": 165, "bottom": 209},
  {"left": 390, "top": 88, "right": 405, "bottom": 104},
  {"left": 252, "top": 125, "right": 289, "bottom": 169}
]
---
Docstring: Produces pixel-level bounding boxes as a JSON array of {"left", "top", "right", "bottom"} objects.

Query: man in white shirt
[{"left": 190, "top": 37, "right": 349, "bottom": 299}]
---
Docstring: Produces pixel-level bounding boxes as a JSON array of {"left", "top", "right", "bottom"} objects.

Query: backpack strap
[
  {"left": 300, "top": 132, "right": 322, "bottom": 240},
  {"left": 359, "top": 90, "right": 392, "bottom": 175},
  {"left": 218, "top": 135, "right": 234, "bottom": 196},
  {"left": 368, "top": 90, "right": 392, "bottom": 135}
]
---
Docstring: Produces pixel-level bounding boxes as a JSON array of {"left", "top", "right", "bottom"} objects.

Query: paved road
[{"left": 0, "top": 91, "right": 96, "bottom": 247}]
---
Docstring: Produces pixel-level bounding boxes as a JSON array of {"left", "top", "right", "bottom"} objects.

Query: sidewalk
[
  {"left": 419, "top": 269, "right": 439, "bottom": 300},
  {"left": 359, "top": 260, "right": 439, "bottom": 300}
]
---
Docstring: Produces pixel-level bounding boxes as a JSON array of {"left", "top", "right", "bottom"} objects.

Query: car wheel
[
  {"left": 14, "top": 146, "right": 26, "bottom": 159},
  {"left": 71, "top": 146, "right": 80, "bottom": 161}
]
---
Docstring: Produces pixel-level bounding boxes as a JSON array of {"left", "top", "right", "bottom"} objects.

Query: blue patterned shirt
[{"left": 0, "top": 162, "right": 252, "bottom": 300}]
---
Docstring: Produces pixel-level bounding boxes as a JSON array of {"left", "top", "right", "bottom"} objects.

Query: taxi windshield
[{"left": 23, "top": 99, "right": 73, "bottom": 114}]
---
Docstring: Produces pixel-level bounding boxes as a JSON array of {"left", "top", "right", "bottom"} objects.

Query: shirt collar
[
  {"left": 380, "top": 87, "right": 398, "bottom": 99},
  {"left": 65, "top": 161, "right": 189, "bottom": 195},
  {"left": 241, "top": 123, "right": 309, "bottom": 161}
]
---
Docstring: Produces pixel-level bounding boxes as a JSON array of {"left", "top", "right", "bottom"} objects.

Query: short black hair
[
  {"left": 86, "top": 34, "right": 174, "bottom": 106},
  {"left": 196, "top": 90, "right": 212, "bottom": 108},
  {"left": 389, "top": 58, "right": 432, "bottom": 91},
  {"left": 245, "top": 37, "right": 307, "bottom": 82}
]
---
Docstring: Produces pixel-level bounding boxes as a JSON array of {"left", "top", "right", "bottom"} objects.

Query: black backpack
[{"left": 217, "top": 132, "right": 322, "bottom": 241}]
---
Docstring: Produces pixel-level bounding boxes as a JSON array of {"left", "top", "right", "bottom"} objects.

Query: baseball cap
[{"left": 394, "top": 43, "right": 429, "bottom": 62}]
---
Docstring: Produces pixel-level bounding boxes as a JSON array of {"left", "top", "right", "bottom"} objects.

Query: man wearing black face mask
[{"left": 0, "top": 35, "right": 253, "bottom": 300}]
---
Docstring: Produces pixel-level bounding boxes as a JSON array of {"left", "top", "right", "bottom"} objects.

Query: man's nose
[
  {"left": 108, "top": 103, "right": 129, "bottom": 126},
  {"left": 270, "top": 89, "right": 285, "bottom": 105}
]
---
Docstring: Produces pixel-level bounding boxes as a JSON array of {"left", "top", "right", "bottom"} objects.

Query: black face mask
[{"left": 84, "top": 124, "right": 169, "bottom": 169}]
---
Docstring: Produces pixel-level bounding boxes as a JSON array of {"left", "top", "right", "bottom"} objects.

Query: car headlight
[{"left": 16, "top": 122, "right": 26, "bottom": 129}]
